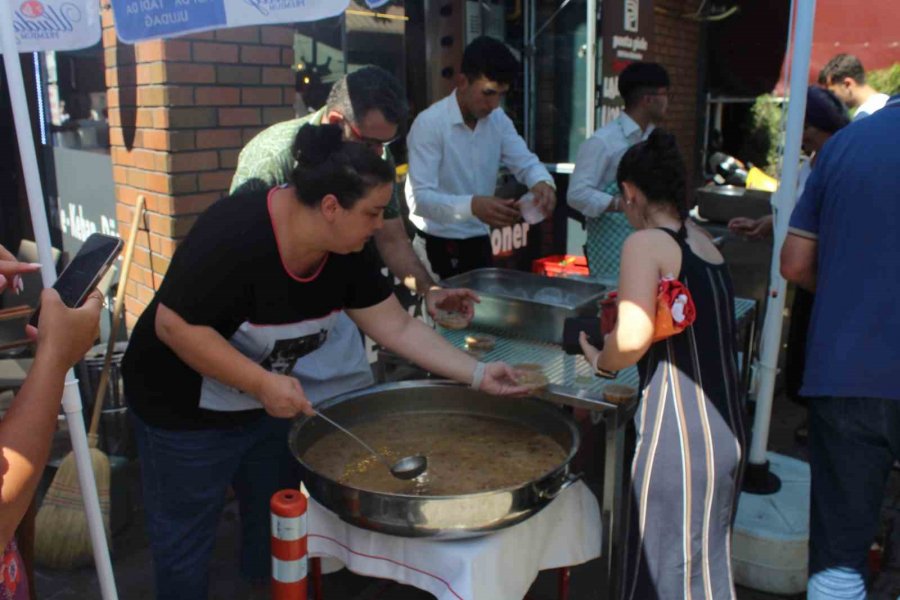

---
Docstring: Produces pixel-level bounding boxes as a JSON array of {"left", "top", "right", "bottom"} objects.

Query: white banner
[
  {"left": 0, "top": 0, "right": 101, "bottom": 53},
  {"left": 111, "top": 0, "right": 350, "bottom": 44}
]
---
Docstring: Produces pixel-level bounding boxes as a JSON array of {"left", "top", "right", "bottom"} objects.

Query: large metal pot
[{"left": 289, "top": 380, "right": 580, "bottom": 539}]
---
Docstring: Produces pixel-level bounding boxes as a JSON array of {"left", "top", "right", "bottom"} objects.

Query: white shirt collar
[{"left": 447, "top": 90, "right": 467, "bottom": 127}]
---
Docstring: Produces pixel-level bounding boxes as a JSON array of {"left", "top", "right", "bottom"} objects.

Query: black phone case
[{"left": 562, "top": 317, "right": 603, "bottom": 355}]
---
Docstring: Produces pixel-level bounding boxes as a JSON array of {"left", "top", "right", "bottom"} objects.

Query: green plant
[
  {"left": 749, "top": 94, "right": 784, "bottom": 177},
  {"left": 868, "top": 63, "right": 900, "bottom": 96}
]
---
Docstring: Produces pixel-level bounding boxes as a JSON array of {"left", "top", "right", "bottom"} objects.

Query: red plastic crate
[{"left": 532, "top": 255, "right": 590, "bottom": 278}]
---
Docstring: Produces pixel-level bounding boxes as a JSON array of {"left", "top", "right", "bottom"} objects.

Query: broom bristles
[{"left": 34, "top": 447, "right": 111, "bottom": 569}]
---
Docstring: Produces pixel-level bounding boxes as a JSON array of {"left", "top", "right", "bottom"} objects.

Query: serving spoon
[{"left": 315, "top": 411, "right": 428, "bottom": 480}]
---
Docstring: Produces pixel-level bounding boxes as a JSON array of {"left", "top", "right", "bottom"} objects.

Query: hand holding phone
[
  {"left": 562, "top": 317, "right": 603, "bottom": 355},
  {"left": 28, "top": 233, "right": 123, "bottom": 328}
]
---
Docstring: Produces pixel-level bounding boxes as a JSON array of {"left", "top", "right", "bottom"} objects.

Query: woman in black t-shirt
[{"left": 122, "top": 125, "right": 527, "bottom": 600}]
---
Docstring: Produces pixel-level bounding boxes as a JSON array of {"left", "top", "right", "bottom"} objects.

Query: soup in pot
[{"left": 301, "top": 413, "right": 567, "bottom": 496}]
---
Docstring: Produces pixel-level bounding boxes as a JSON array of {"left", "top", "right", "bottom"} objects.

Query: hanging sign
[
  {"left": 110, "top": 0, "right": 350, "bottom": 44},
  {"left": 1, "top": 0, "right": 101, "bottom": 53}
]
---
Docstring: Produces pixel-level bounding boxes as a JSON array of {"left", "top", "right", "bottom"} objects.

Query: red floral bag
[{"left": 599, "top": 277, "right": 696, "bottom": 342}]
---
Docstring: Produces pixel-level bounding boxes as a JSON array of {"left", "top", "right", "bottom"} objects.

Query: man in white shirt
[
  {"left": 819, "top": 54, "right": 890, "bottom": 120},
  {"left": 404, "top": 36, "right": 556, "bottom": 279},
  {"left": 568, "top": 62, "right": 670, "bottom": 276}
]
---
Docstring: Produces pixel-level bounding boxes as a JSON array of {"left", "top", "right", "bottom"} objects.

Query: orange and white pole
[{"left": 271, "top": 489, "right": 308, "bottom": 600}]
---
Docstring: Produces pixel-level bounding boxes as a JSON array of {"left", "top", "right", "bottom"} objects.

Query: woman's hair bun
[{"left": 292, "top": 123, "right": 344, "bottom": 167}]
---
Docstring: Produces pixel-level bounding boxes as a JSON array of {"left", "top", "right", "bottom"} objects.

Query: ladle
[{"left": 315, "top": 411, "right": 427, "bottom": 480}]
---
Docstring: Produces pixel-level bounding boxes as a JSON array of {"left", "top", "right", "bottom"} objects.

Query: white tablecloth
[{"left": 306, "top": 480, "right": 602, "bottom": 600}]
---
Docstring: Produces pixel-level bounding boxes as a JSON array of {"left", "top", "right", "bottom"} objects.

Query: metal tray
[
  {"left": 695, "top": 185, "right": 772, "bottom": 223},
  {"left": 440, "top": 268, "right": 607, "bottom": 343}
]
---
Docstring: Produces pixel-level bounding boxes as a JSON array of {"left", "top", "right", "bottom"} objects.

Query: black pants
[{"left": 415, "top": 229, "right": 492, "bottom": 279}]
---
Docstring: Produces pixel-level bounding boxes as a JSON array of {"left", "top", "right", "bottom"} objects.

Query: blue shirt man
[
  {"left": 785, "top": 95, "right": 900, "bottom": 400},
  {"left": 781, "top": 94, "right": 900, "bottom": 600}
]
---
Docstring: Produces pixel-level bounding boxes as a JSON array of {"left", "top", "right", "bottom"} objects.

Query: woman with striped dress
[{"left": 579, "top": 130, "right": 749, "bottom": 599}]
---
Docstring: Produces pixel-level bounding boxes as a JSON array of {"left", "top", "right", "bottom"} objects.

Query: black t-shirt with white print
[{"left": 122, "top": 187, "right": 392, "bottom": 430}]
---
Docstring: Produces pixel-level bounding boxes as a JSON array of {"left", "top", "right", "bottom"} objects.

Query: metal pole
[
  {"left": 747, "top": 0, "right": 816, "bottom": 466},
  {"left": 0, "top": 9, "right": 119, "bottom": 600},
  {"left": 585, "top": 0, "right": 597, "bottom": 137}
]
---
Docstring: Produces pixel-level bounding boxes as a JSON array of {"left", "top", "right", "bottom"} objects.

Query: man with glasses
[
  {"left": 404, "top": 36, "right": 556, "bottom": 279},
  {"left": 231, "top": 66, "right": 476, "bottom": 405},
  {"left": 569, "top": 61, "right": 670, "bottom": 277}
]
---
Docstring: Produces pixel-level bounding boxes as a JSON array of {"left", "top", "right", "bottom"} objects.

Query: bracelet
[
  {"left": 471, "top": 361, "right": 487, "bottom": 390},
  {"left": 593, "top": 354, "right": 618, "bottom": 379}
]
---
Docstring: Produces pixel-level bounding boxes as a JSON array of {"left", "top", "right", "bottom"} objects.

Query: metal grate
[
  {"left": 439, "top": 297, "right": 757, "bottom": 397},
  {"left": 442, "top": 328, "right": 640, "bottom": 395}
]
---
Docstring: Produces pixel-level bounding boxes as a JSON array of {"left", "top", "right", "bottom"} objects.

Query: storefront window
[
  {"left": 292, "top": 1, "right": 407, "bottom": 118},
  {"left": 45, "top": 45, "right": 110, "bottom": 152}
]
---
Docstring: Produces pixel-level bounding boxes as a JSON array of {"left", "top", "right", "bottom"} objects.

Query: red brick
[
  {"left": 101, "top": 5, "right": 115, "bottom": 29},
  {"left": 169, "top": 192, "right": 222, "bottom": 216},
  {"left": 149, "top": 253, "right": 171, "bottom": 276},
  {"left": 219, "top": 149, "right": 240, "bottom": 170},
  {"left": 146, "top": 212, "right": 198, "bottom": 239},
  {"left": 148, "top": 232, "right": 180, "bottom": 258},
  {"left": 136, "top": 86, "right": 194, "bottom": 107},
  {"left": 218, "top": 108, "right": 261, "bottom": 127},
  {"left": 105, "top": 45, "right": 135, "bottom": 67},
  {"left": 262, "top": 67, "right": 294, "bottom": 86},
  {"left": 196, "top": 128, "right": 244, "bottom": 149},
  {"left": 136, "top": 282, "right": 156, "bottom": 305},
  {"left": 242, "top": 127, "right": 265, "bottom": 145},
  {"left": 281, "top": 48, "right": 293, "bottom": 66},
  {"left": 135, "top": 62, "right": 167, "bottom": 85},
  {"left": 198, "top": 170, "right": 235, "bottom": 192},
  {"left": 241, "top": 87, "right": 283, "bottom": 106},
  {"left": 217, "top": 65, "right": 262, "bottom": 85},
  {"left": 168, "top": 151, "right": 220, "bottom": 173},
  {"left": 134, "top": 39, "right": 191, "bottom": 62},
  {"left": 166, "top": 63, "right": 217, "bottom": 84},
  {"left": 195, "top": 86, "right": 241, "bottom": 106},
  {"left": 139, "top": 130, "right": 195, "bottom": 152},
  {"left": 261, "top": 26, "right": 294, "bottom": 46},
  {"left": 215, "top": 27, "right": 259, "bottom": 43},
  {"left": 102, "top": 27, "right": 117, "bottom": 48},
  {"left": 168, "top": 107, "right": 217, "bottom": 128},
  {"left": 240, "top": 45, "right": 281, "bottom": 65},
  {"left": 262, "top": 107, "right": 294, "bottom": 125},
  {"left": 192, "top": 42, "right": 239, "bottom": 63}
]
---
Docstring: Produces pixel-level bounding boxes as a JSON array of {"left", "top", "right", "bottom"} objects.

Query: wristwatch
[
  {"left": 592, "top": 354, "right": 618, "bottom": 379},
  {"left": 594, "top": 366, "right": 619, "bottom": 380}
]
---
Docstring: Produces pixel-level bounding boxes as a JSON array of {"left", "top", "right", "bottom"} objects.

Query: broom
[{"left": 34, "top": 196, "right": 145, "bottom": 568}]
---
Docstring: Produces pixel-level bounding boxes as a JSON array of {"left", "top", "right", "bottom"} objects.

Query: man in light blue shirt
[
  {"left": 405, "top": 36, "right": 556, "bottom": 279},
  {"left": 782, "top": 94, "right": 900, "bottom": 600},
  {"left": 568, "top": 62, "right": 670, "bottom": 277}
]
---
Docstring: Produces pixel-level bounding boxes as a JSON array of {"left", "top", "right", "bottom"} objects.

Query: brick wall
[
  {"left": 102, "top": 9, "right": 296, "bottom": 329},
  {"left": 653, "top": 0, "right": 704, "bottom": 187}
]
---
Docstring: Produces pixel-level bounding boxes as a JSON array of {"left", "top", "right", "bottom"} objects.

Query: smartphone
[
  {"left": 29, "top": 233, "right": 123, "bottom": 328},
  {"left": 562, "top": 317, "right": 603, "bottom": 355}
]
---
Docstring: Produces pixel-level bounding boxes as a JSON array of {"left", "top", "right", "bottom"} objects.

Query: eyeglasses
[{"left": 347, "top": 121, "right": 400, "bottom": 150}]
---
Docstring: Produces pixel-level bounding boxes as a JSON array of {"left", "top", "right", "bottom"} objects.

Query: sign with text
[
  {"left": 1, "top": 0, "right": 101, "bottom": 53},
  {"left": 599, "top": 0, "right": 655, "bottom": 126},
  {"left": 111, "top": 0, "right": 349, "bottom": 43}
]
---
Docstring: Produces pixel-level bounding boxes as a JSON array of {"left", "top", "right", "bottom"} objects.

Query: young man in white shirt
[
  {"left": 404, "top": 36, "right": 556, "bottom": 279},
  {"left": 568, "top": 62, "right": 670, "bottom": 277},
  {"left": 819, "top": 53, "right": 890, "bottom": 120}
]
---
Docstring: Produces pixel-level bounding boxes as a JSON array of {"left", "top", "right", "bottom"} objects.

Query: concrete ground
[{"left": 29, "top": 390, "right": 900, "bottom": 600}]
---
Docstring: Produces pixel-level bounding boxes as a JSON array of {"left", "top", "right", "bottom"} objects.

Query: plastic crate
[{"left": 532, "top": 255, "right": 590, "bottom": 278}]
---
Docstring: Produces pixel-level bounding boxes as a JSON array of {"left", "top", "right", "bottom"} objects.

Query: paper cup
[{"left": 517, "top": 192, "right": 545, "bottom": 225}]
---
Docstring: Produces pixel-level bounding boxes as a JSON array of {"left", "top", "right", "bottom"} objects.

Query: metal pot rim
[{"left": 291, "top": 380, "right": 580, "bottom": 501}]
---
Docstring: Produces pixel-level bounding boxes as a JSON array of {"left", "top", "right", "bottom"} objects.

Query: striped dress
[{"left": 622, "top": 226, "right": 749, "bottom": 600}]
